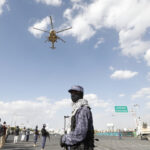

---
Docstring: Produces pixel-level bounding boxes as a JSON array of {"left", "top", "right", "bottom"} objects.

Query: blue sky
[{"left": 0, "top": 0, "right": 150, "bottom": 130}]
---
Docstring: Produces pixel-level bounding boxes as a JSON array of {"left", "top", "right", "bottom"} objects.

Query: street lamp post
[
  {"left": 64, "top": 116, "right": 69, "bottom": 134},
  {"left": 131, "top": 104, "right": 140, "bottom": 129}
]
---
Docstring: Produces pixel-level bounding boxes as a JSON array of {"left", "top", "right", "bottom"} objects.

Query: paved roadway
[{"left": 1, "top": 135, "right": 150, "bottom": 150}]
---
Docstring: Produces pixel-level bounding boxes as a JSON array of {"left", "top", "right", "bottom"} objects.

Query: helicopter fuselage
[
  {"left": 33, "top": 16, "right": 72, "bottom": 49},
  {"left": 49, "top": 30, "right": 57, "bottom": 43}
]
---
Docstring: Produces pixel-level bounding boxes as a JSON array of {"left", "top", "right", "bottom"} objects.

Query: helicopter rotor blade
[
  {"left": 50, "top": 16, "right": 54, "bottom": 29},
  {"left": 56, "top": 27, "right": 72, "bottom": 33},
  {"left": 57, "top": 36, "right": 66, "bottom": 43},
  {"left": 33, "top": 27, "right": 50, "bottom": 33}
]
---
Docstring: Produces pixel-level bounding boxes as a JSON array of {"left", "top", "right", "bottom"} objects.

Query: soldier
[
  {"left": 1, "top": 122, "right": 7, "bottom": 147},
  {"left": 21, "top": 127, "right": 26, "bottom": 141},
  {"left": 26, "top": 128, "right": 30, "bottom": 142},
  {"left": 14, "top": 126, "right": 20, "bottom": 144},
  {"left": 33, "top": 125, "right": 39, "bottom": 147},
  {"left": 5, "top": 125, "right": 11, "bottom": 142},
  {"left": 118, "top": 129, "right": 122, "bottom": 140},
  {"left": 41, "top": 124, "right": 49, "bottom": 150},
  {"left": 60, "top": 85, "right": 94, "bottom": 150}
]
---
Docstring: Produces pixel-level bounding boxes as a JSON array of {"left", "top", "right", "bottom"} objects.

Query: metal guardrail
[{"left": 96, "top": 131, "right": 134, "bottom": 137}]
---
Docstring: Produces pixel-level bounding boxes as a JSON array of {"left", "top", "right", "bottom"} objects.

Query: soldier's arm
[{"left": 62, "top": 106, "right": 90, "bottom": 145}]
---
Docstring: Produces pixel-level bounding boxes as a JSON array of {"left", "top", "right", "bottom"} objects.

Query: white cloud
[
  {"left": 85, "top": 94, "right": 110, "bottom": 108},
  {"left": 0, "top": 98, "right": 70, "bottom": 128},
  {"left": 131, "top": 87, "right": 150, "bottom": 100},
  {"left": 119, "top": 94, "right": 125, "bottom": 98},
  {"left": 147, "top": 102, "right": 150, "bottom": 108},
  {"left": 0, "top": 94, "right": 112, "bottom": 129},
  {"left": 1, "top": 94, "right": 140, "bottom": 130},
  {"left": 71, "top": 0, "right": 81, "bottom": 3},
  {"left": 62, "top": 0, "right": 150, "bottom": 63},
  {"left": 28, "top": 16, "right": 50, "bottom": 38},
  {"left": 36, "top": 96, "right": 50, "bottom": 102},
  {"left": 110, "top": 70, "right": 138, "bottom": 80},
  {"left": 144, "top": 49, "right": 150, "bottom": 66},
  {"left": 63, "top": 8, "right": 72, "bottom": 20},
  {"left": 94, "top": 37, "right": 104, "bottom": 48},
  {"left": 0, "top": 0, "right": 6, "bottom": 15},
  {"left": 34, "top": 0, "right": 62, "bottom": 6},
  {"left": 62, "top": 3, "right": 97, "bottom": 42}
]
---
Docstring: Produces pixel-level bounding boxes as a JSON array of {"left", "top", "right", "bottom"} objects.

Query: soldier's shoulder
[{"left": 81, "top": 105, "right": 91, "bottom": 114}]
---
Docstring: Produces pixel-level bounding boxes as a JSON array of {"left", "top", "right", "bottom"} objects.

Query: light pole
[
  {"left": 64, "top": 116, "right": 69, "bottom": 134},
  {"left": 131, "top": 104, "right": 140, "bottom": 129}
]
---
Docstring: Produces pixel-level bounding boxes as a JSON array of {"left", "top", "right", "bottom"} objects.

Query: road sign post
[{"left": 115, "top": 106, "right": 128, "bottom": 113}]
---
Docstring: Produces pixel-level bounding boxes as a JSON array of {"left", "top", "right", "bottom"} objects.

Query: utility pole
[
  {"left": 64, "top": 116, "right": 69, "bottom": 134},
  {"left": 63, "top": 116, "right": 70, "bottom": 150},
  {"left": 131, "top": 104, "right": 140, "bottom": 129}
]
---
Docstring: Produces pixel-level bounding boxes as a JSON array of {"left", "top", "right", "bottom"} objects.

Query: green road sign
[{"left": 115, "top": 106, "right": 128, "bottom": 112}]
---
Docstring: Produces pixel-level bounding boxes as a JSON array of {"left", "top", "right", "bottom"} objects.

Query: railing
[{"left": 96, "top": 131, "right": 135, "bottom": 137}]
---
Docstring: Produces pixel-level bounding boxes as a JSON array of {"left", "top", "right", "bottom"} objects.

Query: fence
[{"left": 96, "top": 131, "right": 135, "bottom": 137}]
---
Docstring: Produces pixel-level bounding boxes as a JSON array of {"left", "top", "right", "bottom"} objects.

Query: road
[{"left": 1, "top": 135, "right": 150, "bottom": 150}]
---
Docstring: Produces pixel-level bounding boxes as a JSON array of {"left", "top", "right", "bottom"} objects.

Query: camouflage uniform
[{"left": 62, "top": 105, "right": 94, "bottom": 150}]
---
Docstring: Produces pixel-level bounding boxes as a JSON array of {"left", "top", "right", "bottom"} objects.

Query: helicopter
[{"left": 33, "top": 16, "right": 72, "bottom": 49}]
